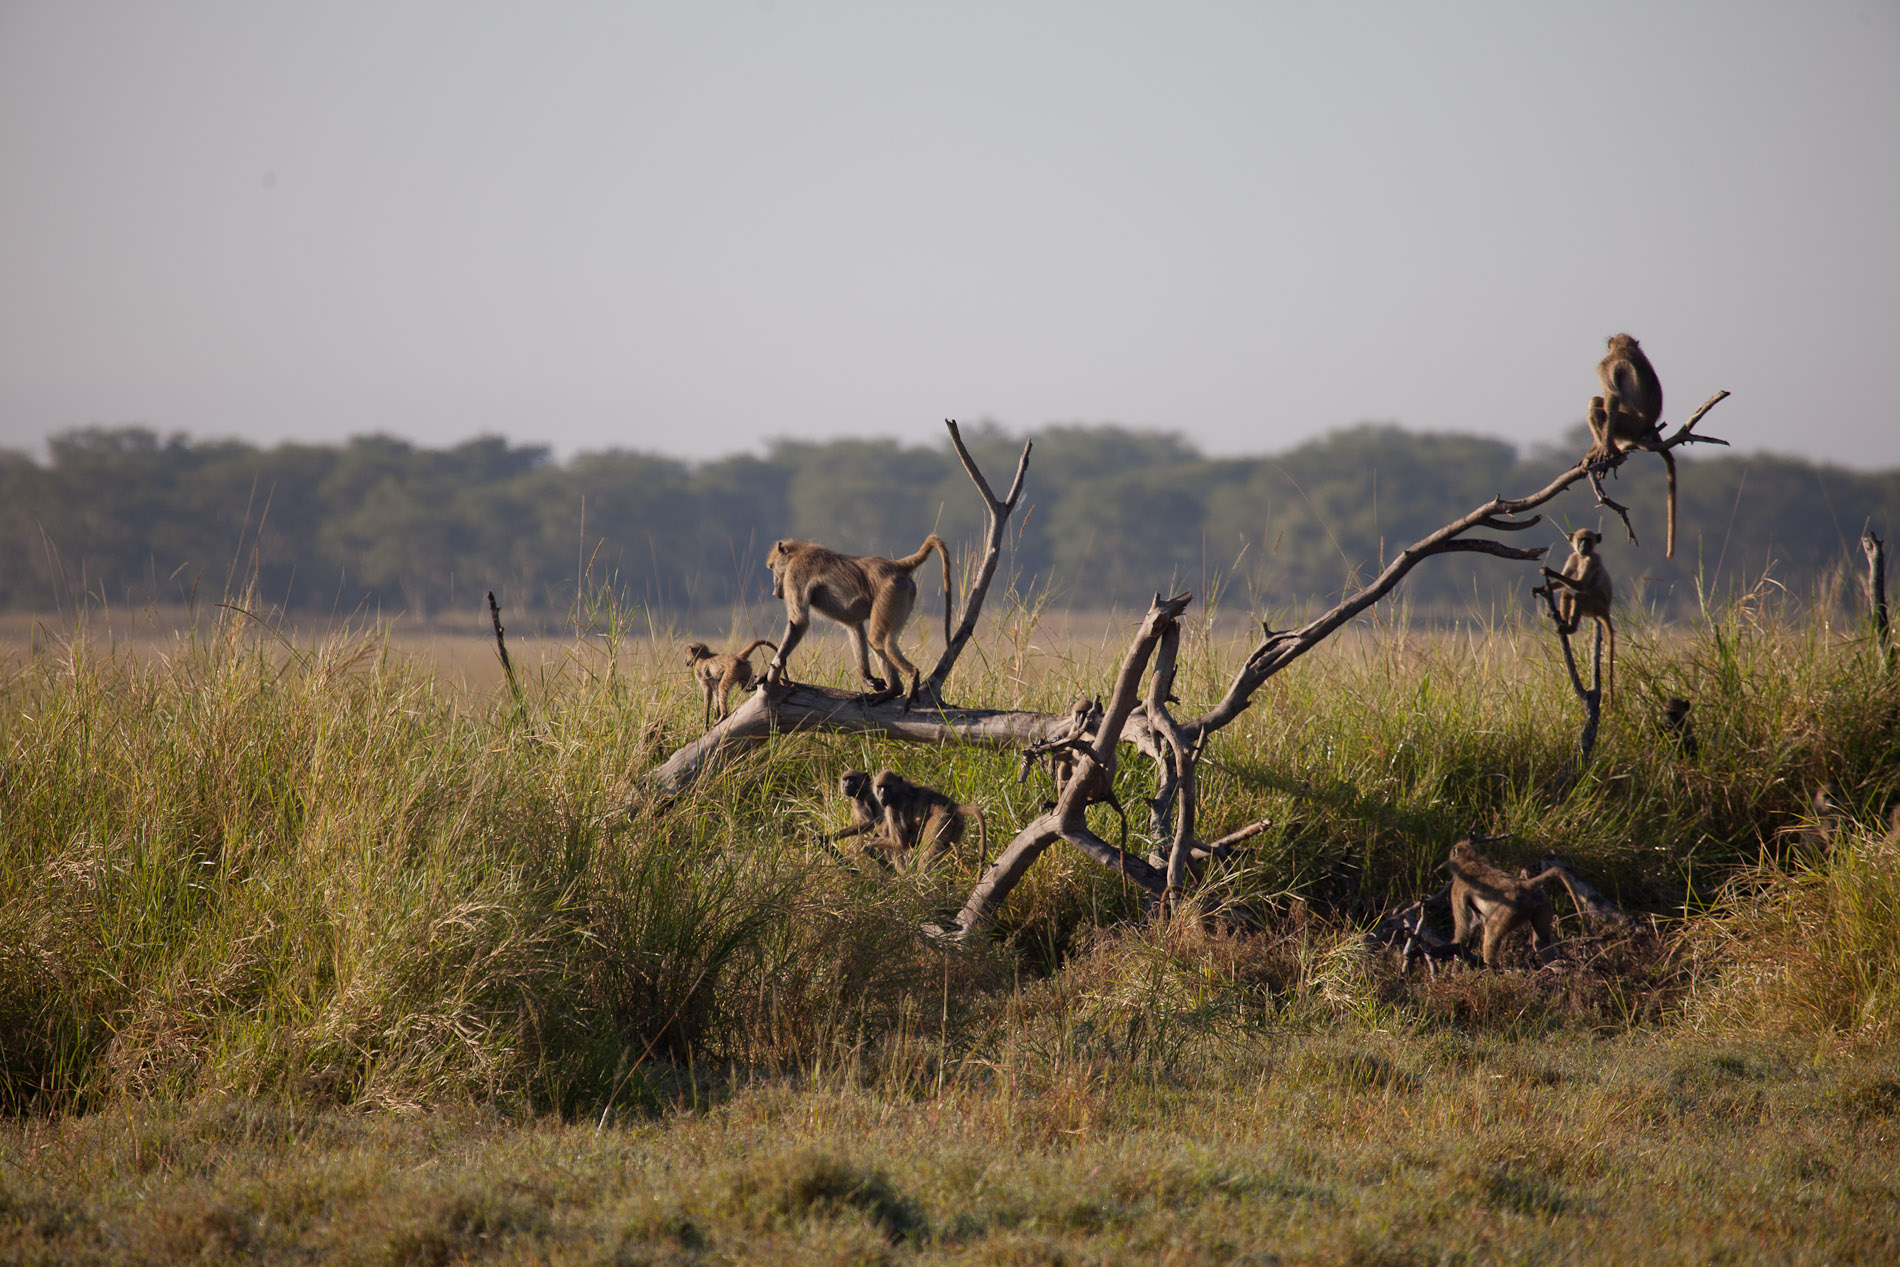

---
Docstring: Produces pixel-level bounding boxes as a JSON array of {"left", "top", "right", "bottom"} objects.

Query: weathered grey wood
[
  {"left": 646, "top": 682, "right": 1078, "bottom": 794},
  {"left": 1532, "top": 856, "right": 1631, "bottom": 929},
  {"left": 927, "top": 421, "right": 1031, "bottom": 698},
  {"left": 944, "top": 595, "right": 1186, "bottom": 936},
  {"left": 1531, "top": 580, "right": 1605, "bottom": 765},
  {"left": 646, "top": 419, "right": 1033, "bottom": 792},
  {"left": 650, "top": 393, "right": 1732, "bottom": 931}
]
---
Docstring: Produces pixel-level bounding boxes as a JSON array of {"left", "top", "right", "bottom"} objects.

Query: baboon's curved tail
[
  {"left": 736, "top": 638, "right": 778, "bottom": 664},
  {"left": 896, "top": 534, "right": 954, "bottom": 655},
  {"left": 967, "top": 805, "right": 988, "bottom": 864}
]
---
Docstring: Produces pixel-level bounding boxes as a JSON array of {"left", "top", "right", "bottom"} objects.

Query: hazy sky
[{"left": 2, "top": 1, "right": 1896, "bottom": 466}]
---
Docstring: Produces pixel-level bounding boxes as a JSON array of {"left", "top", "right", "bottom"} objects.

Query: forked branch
[{"left": 927, "top": 420, "right": 1031, "bottom": 698}]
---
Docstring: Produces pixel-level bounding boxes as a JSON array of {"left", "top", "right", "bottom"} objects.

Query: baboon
[
  {"left": 1447, "top": 838, "right": 1566, "bottom": 969},
  {"left": 762, "top": 536, "right": 953, "bottom": 707},
  {"left": 826, "top": 768, "right": 902, "bottom": 868},
  {"left": 1025, "top": 696, "right": 1129, "bottom": 848},
  {"left": 684, "top": 639, "right": 778, "bottom": 725},
  {"left": 1541, "top": 528, "right": 1617, "bottom": 703},
  {"left": 1804, "top": 783, "right": 1845, "bottom": 853},
  {"left": 1038, "top": 696, "right": 1104, "bottom": 789},
  {"left": 1586, "top": 332, "right": 1678, "bottom": 558},
  {"left": 1660, "top": 696, "right": 1698, "bottom": 758},
  {"left": 830, "top": 768, "right": 885, "bottom": 843},
  {"left": 869, "top": 769, "right": 987, "bottom": 869}
]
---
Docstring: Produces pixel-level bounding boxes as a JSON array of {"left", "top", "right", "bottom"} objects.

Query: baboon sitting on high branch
[{"left": 763, "top": 535, "right": 952, "bottom": 707}]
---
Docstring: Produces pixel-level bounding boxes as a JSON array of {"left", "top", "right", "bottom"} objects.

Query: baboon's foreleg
[{"left": 766, "top": 614, "right": 810, "bottom": 686}]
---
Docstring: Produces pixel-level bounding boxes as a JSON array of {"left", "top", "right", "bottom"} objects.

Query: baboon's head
[
  {"left": 1448, "top": 838, "right": 1479, "bottom": 866},
  {"left": 684, "top": 641, "right": 712, "bottom": 665},
  {"left": 1570, "top": 528, "right": 1602, "bottom": 555},
  {"left": 1606, "top": 333, "right": 1641, "bottom": 355},
  {"left": 839, "top": 769, "right": 873, "bottom": 805},
  {"left": 871, "top": 770, "right": 904, "bottom": 809},
  {"left": 765, "top": 540, "right": 800, "bottom": 598}
]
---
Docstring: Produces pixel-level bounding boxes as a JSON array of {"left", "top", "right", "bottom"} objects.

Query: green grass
[{"left": 1, "top": 594, "right": 1898, "bottom": 1260}]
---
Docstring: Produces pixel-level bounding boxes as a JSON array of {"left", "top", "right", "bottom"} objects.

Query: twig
[{"left": 488, "top": 590, "right": 529, "bottom": 727}]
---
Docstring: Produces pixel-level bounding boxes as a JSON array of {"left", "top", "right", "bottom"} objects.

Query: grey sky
[{"left": 2, "top": 1, "right": 1896, "bottom": 466}]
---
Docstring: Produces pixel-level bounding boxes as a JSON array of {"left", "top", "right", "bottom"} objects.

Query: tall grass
[{"left": 1, "top": 589, "right": 1896, "bottom": 1115}]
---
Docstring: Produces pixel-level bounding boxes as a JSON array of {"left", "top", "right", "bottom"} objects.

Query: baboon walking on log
[
  {"left": 763, "top": 536, "right": 953, "bottom": 707},
  {"left": 684, "top": 639, "right": 777, "bottom": 725}
]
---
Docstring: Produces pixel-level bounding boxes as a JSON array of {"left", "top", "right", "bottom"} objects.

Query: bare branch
[
  {"left": 927, "top": 419, "right": 1032, "bottom": 697},
  {"left": 944, "top": 593, "right": 1188, "bottom": 935},
  {"left": 649, "top": 419, "right": 1033, "bottom": 790},
  {"left": 1170, "top": 389, "right": 1731, "bottom": 743},
  {"left": 1529, "top": 580, "right": 1604, "bottom": 765}
]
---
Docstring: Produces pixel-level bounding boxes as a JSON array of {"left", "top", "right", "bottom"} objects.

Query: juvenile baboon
[
  {"left": 762, "top": 536, "right": 953, "bottom": 707},
  {"left": 870, "top": 769, "right": 987, "bottom": 869},
  {"left": 1023, "top": 697, "right": 1130, "bottom": 848},
  {"left": 826, "top": 768, "right": 902, "bottom": 868},
  {"left": 1586, "top": 333, "right": 1678, "bottom": 557},
  {"left": 1804, "top": 783, "right": 1845, "bottom": 853},
  {"left": 1541, "top": 528, "right": 1617, "bottom": 703},
  {"left": 1447, "top": 838, "right": 1566, "bottom": 969},
  {"left": 683, "top": 639, "right": 778, "bottom": 725},
  {"left": 1038, "top": 696, "right": 1104, "bottom": 788},
  {"left": 1659, "top": 696, "right": 1698, "bottom": 758},
  {"left": 831, "top": 768, "right": 884, "bottom": 843}
]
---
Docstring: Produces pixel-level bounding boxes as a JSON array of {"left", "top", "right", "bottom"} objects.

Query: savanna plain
[{"left": 2, "top": 595, "right": 1898, "bottom": 1265}]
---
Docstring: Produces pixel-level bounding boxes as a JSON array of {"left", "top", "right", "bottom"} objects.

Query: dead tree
[{"left": 644, "top": 394, "right": 1730, "bottom": 936}]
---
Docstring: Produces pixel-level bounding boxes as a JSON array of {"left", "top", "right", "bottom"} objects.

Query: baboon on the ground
[
  {"left": 1541, "top": 527, "right": 1617, "bottom": 703},
  {"left": 684, "top": 639, "right": 778, "bottom": 725},
  {"left": 828, "top": 768, "right": 901, "bottom": 869},
  {"left": 1447, "top": 838, "right": 1567, "bottom": 969},
  {"left": 1804, "top": 783, "right": 1845, "bottom": 853},
  {"left": 1659, "top": 696, "right": 1698, "bottom": 758},
  {"left": 1586, "top": 332, "right": 1678, "bottom": 557},
  {"left": 870, "top": 769, "right": 987, "bottom": 869},
  {"left": 762, "top": 536, "right": 952, "bottom": 707},
  {"left": 831, "top": 769, "right": 884, "bottom": 843}
]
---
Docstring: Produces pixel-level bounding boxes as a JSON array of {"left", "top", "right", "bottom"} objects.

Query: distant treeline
[{"left": 4, "top": 423, "right": 1896, "bottom": 622}]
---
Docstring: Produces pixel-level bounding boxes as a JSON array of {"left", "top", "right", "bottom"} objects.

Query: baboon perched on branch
[
  {"left": 1448, "top": 838, "right": 1566, "bottom": 968},
  {"left": 1541, "top": 527, "right": 1617, "bottom": 703},
  {"left": 763, "top": 536, "right": 953, "bottom": 707},
  {"left": 1587, "top": 332, "right": 1678, "bottom": 558},
  {"left": 684, "top": 639, "right": 777, "bottom": 725}
]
